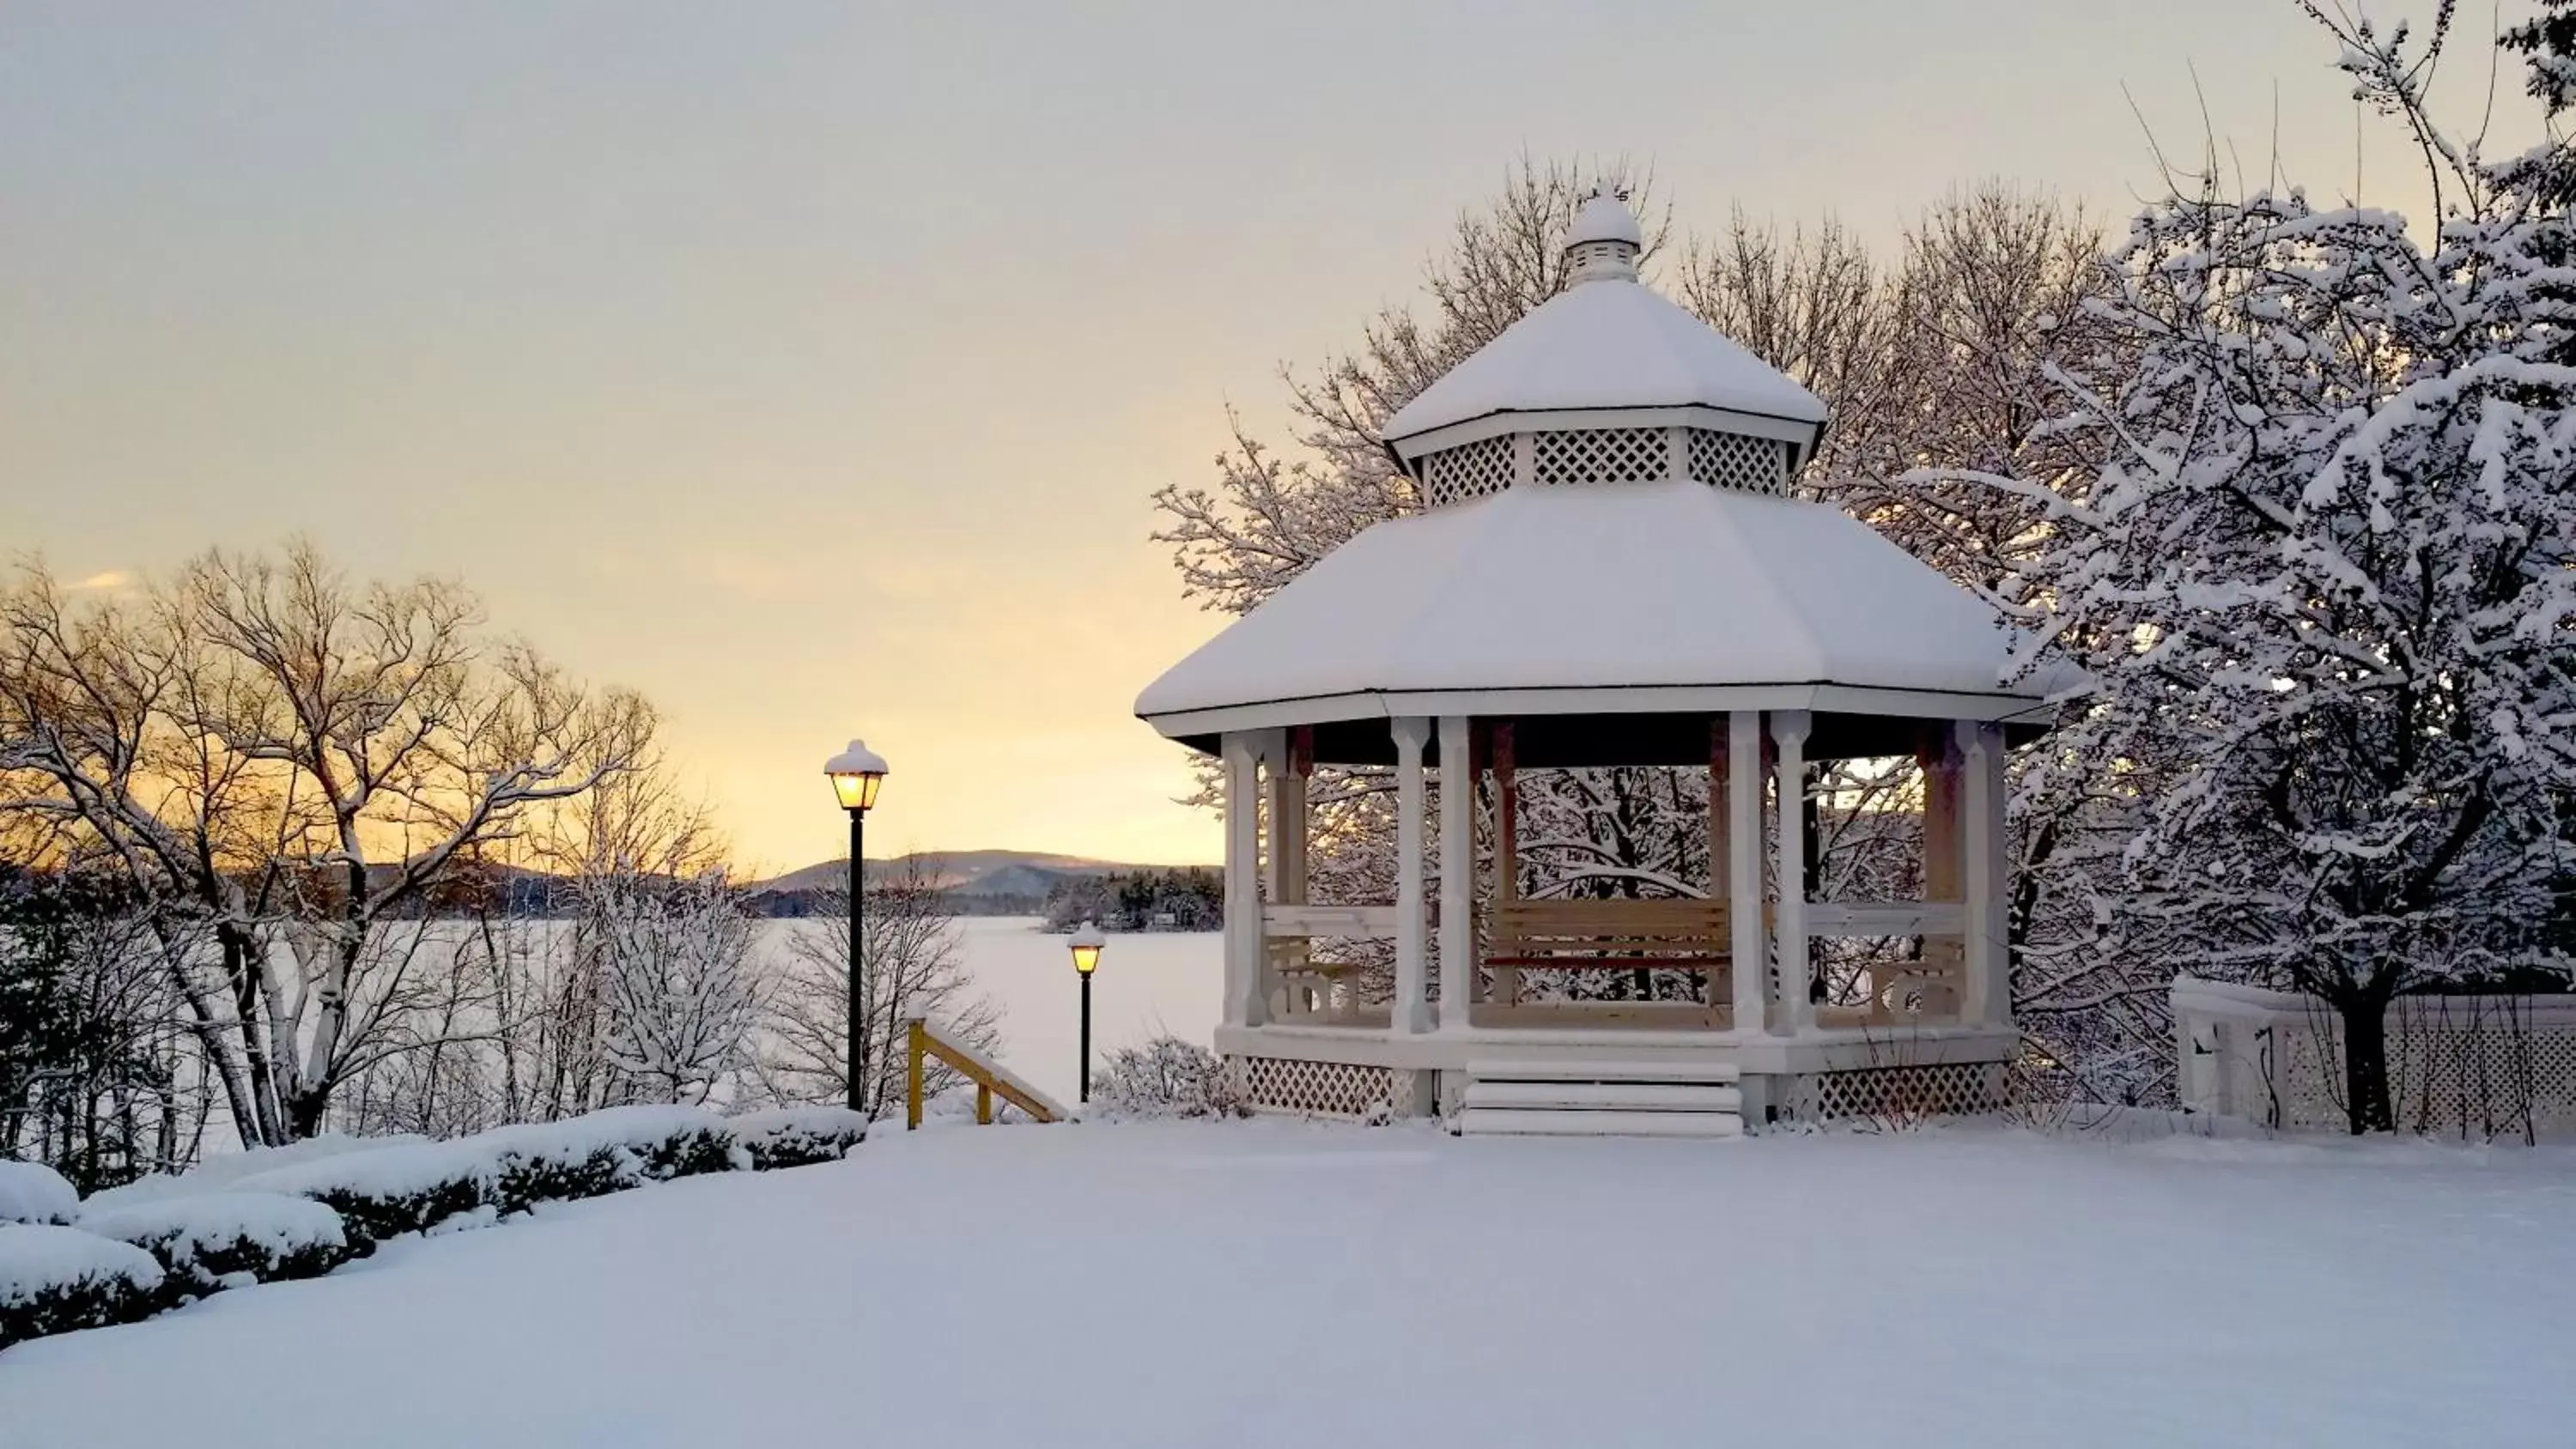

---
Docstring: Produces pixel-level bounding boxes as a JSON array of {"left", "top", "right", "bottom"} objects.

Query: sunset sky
[{"left": 3, "top": 2, "right": 2545, "bottom": 874}]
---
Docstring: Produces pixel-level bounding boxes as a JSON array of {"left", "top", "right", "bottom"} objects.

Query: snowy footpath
[{"left": 4, "top": 1121, "right": 2573, "bottom": 1447}]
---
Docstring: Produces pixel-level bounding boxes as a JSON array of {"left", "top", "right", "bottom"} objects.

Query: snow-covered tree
[
  {"left": 1965, "top": 9, "right": 2576, "bottom": 1131},
  {"left": 589, "top": 867, "right": 761, "bottom": 1106},
  {"left": 0, "top": 864, "right": 204, "bottom": 1191}
]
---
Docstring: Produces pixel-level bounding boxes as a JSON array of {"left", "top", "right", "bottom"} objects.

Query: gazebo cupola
[
  {"left": 1384, "top": 190, "right": 1831, "bottom": 510},
  {"left": 1134, "top": 190, "right": 2072, "bottom": 1135}
]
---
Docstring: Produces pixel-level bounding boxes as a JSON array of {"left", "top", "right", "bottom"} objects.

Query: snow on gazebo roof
[
  {"left": 1381, "top": 196, "right": 1828, "bottom": 454},
  {"left": 1134, "top": 480, "right": 2072, "bottom": 731},
  {"left": 1136, "top": 189, "right": 2075, "bottom": 751}
]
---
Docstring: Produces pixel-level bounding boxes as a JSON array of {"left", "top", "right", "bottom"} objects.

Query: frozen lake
[{"left": 903, "top": 917, "right": 1220, "bottom": 1103}]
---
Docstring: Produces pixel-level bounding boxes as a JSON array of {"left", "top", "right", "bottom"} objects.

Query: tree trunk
[
  {"left": 218, "top": 925, "right": 289, "bottom": 1147},
  {"left": 286, "top": 1084, "right": 331, "bottom": 1140},
  {"left": 2338, "top": 991, "right": 2397, "bottom": 1135}
]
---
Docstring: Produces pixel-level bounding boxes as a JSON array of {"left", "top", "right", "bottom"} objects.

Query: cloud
[{"left": 68, "top": 570, "right": 132, "bottom": 591}]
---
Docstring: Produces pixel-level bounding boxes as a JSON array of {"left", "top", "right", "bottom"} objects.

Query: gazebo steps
[
  {"left": 1455, "top": 1106, "right": 1745, "bottom": 1139},
  {"left": 1454, "top": 1060, "right": 1745, "bottom": 1138},
  {"left": 1462, "top": 1080, "right": 1743, "bottom": 1113},
  {"left": 1462, "top": 1058, "right": 1741, "bottom": 1084}
]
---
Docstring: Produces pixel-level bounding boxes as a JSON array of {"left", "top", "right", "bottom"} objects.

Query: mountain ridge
[{"left": 745, "top": 848, "right": 1213, "bottom": 906}]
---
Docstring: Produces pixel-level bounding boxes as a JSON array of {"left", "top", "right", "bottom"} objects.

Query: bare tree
[
  {"left": 756, "top": 857, "right": 999, "bottom": 1119},
  {"left": 0, "top": 542, "right": 657, "bottom": 1144}
]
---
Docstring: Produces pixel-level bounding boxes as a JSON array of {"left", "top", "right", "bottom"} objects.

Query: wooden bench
[
  {"left": 1486, "top": 899, "right": 1735, "bottom": 1007},
  {"left": 1487, "top": 898, "right": 1731, "bottom": 966}
]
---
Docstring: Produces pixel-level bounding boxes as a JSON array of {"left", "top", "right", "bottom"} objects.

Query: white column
[
  {"left": 1437, "top": 715, "right": 1474, "bottom": 1032},
  {"left": 1221, "top": 732, "right": 1266, "bottom": 1028},
  {"left": 1959, "top": 718, "right": 2011, "bottom": 1028},
  {"left": 1771, "top": 709, "right": 1813, "bottom": 1034},
  {"left": 1255, "top": 731, "right": 1298, "bottom": 1014},
  {"left": 1392, "top": 715, "right": 1431, "bottom": 1034},
  {"left": 1267, "top": 732, "right": 1309, "bottom": 907},
  {"left": 1920, "top": 728, "right": 1965, "bottom": 1016},
  {"left": 1728, "top": 711, "right": 1766, "bottom": 1034}
]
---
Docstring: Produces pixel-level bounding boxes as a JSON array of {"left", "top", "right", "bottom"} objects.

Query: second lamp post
[{"left": 1068, "top": 919, "right": 1106, "bottom": 1104}]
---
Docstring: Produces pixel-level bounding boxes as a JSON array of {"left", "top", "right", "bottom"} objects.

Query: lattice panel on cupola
[
  {"left": 1236, "top": 1055, "right": 1394, "bottom": 1119},
  {"left": 1531, "top": 427, "right": 1668, "bottom": 486},
  {"left": 1687, "top": 428, "right": 1789, "bottom": 494},
  {"left": 1419, "top": 435, "right": 1516, "bottom": 508}
]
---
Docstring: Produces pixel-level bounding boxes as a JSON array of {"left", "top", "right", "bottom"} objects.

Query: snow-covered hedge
[
  {"left": 1087, "top": 1037, "right": 1249, "bottom": 1120},
  {"left": 726, "top": 1105, "right": 868, "bottom": 1169},
  {"left": 232, "top": 1137, "right": 495, "bottom": 1249},
  {"left": 0, "top": 1224, "right": 164, "bottom": 1349},
  {"left": 82, "top": 1133, "right": 427, "bottom": 1215},
  {"left": 0, "top": 1104, "right": 865, "bottom": 1354},
  {"left": 78, "top": 1192, "right": 351, "bottom": 1300},
  {"left": 232, "top": 1106, "right": 747, "bottom": 1248},
  {"left": 0, "top": 1161, "right": 81, "bottom": 1227},
  {"left": 480, "top": 1105, "right": 744, "bottom": 1212}
]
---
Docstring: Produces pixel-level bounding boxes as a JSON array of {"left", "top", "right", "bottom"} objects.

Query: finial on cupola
[{"left": 1564, "top": 185, "right": 1643, "bottom": 285}]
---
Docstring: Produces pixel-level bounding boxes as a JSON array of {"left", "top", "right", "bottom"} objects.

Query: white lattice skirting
[
  {"left": 1236, "top": 1056, "right": 1400, "bottom": 1119},
  {"left": 1785, "top": 1063, "right": 2006, "bottom": 1123}
]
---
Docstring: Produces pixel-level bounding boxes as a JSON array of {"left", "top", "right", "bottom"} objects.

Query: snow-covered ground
[{"left": 6, "top": 1120, "right": 2573, "bottom": 1447}]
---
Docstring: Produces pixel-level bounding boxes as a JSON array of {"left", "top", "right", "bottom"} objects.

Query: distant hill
[{"left": 745, "top": 849, "right": 1211, "bottom": 918}]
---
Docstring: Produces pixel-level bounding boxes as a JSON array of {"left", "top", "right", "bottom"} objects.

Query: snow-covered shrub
[
  {"left": 0, "top": 1161, "right": 81, "bottom": 1226},
  {"left": 77, "top": 1192, "right": 351, "bottom": 1300},
  {"left": 0, "top": 1224, "right": 164, "bottom": 1350},
  {"left": 1087, "top": 1037, "right": 1247, "bottom": 1120},
  {"left": 231, "top": 1106, "right": 747, "bottom": 1246},
  {"left": 82, "top": 1133, "right": 427, "bottom": 1215},
  {"left": 726, "top": 1106, "right": 868, "bottom": 1169},
  {"left": 232, "top": 1138, "right": 496, "bottom": 1250},
  {"left": 479, "top": 1105, "right": 743, "bottom": 1212}
]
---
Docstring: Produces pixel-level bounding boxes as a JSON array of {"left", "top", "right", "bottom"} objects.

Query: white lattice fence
[
  {"left": 1532, "top": 427, "right": 1666, "bottom": 486},
  {"left": 2394, "top": 1000, "right": 2576, "bottom": 1138},
  {"left": 2175, "top": 976, "right": 2576, "bottom": 1140},
  {"left": 1686, "top": 428, "right": 1789, "bottom": 494},
  {"left": 1420, "top": 435, "right": 1516, "bottom": 508},
  {"left": 1236, "top": 1056, "right": 1396, "bottom": 1119},
  {"left": 1789, "top": 1062, "right": 2004, "bottom": 1123}
]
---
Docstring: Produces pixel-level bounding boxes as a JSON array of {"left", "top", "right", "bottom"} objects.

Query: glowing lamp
[
  {"left": 823, "top": 739, "right": 889, "bottom": 814},
  {"left": 1070, "top": 919, "right": 1108, "bottom": 976}
]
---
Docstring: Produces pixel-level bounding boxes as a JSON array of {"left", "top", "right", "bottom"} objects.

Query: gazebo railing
[{"left": 1255, "top": 894, "right": 1973, "bottom": 1026}]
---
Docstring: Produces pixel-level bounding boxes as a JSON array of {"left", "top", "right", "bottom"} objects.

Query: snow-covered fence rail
[
  {"left": 902, "top": 1016, "right": 1066, "bottom": 1130},
  {"left": 2174, "top": 975, "right": 2576, "bottom": 1142}
]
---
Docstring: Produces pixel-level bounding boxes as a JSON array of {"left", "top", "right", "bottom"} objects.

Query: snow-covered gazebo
[{"left": 1137, "top": 193, "right": 2063, "bottom": 1135}]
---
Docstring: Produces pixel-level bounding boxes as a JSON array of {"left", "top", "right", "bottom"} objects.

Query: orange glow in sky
[{"left": 4, "top": 2, "right": 2541, "bottom": 871}]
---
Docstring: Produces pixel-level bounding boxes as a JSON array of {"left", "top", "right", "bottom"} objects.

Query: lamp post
[
  {"left": 1068, "top": 919, "right": 1106, "bottom": 1104},
  {"left": 823, "top": 739, "right": 888, "bottom": 1115}
]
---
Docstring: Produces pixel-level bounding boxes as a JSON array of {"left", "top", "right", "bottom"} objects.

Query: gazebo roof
[
  {"left": 1135, "top": 479, "right": 2074, "bottom": 743},
  {"left": 1380, "top": 256, "right": 1829, "bottom": 452}
]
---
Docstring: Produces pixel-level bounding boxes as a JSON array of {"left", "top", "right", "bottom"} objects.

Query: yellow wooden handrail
[{"left": 904, "top": 1016, "right": 1066, "bottom": 1130}]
